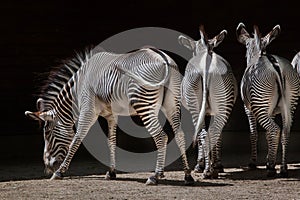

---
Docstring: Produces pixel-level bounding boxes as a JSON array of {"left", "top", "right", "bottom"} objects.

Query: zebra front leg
[
  {"left": 51, "top": 110, "right": 98, "bottom": 180},
  {"left": 245, "top": 107, "right": 258, "bottom": 170},
  {"left": 105, "top": 114, "right": 118, "bottom": 180}
]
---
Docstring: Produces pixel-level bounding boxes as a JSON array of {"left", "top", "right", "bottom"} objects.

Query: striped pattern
[
  {"left": 237, "top": 23, "right": 300, "bottom": 177},
  {"left": 292, "top": 51, "right": 300, "bottom": 74},
  {"left": 179, "top": 27, "right": 237, "bottom": 178},
  {"left": 27, "top": 47, "right": 194, "bottom": 184}
]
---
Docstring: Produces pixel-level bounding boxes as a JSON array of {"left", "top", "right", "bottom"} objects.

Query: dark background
[{"left": 1, "top": 0, "right": 299, "bottom": 171}]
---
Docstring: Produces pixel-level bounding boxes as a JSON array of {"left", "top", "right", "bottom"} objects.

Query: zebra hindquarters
[{"left": 207, "top": 73, "right": 236, "bottom": 174}]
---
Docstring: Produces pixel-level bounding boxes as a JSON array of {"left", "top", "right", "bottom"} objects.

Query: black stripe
[
  {"left": 266, "top": 54, "right": 283, "bottom": 104},
  {"left": 266, "top": 54, "right": 283, "bottom": 84},
  {"left": 149, "top": 48, "right": 170, "bottom": 66}
]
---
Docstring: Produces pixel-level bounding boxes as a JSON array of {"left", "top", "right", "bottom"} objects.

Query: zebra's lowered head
[
  {"left": 236, "top": 22, "right": 281, "bottom": 65},
  {"left": 26, "top": 99, "right": 74, "bottom": 174}
]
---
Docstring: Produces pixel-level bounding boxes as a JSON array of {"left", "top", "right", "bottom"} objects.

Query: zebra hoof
[
  {"left": 267, "top": 168, "right": 277, "bottom": 177},
  {"left": 248, "top": 163, "right": 257, "bottom": 170},
  {"left": 211, "top": 170, "right": 219, "bottom": 179},
  {"left": 202, "top": 171, "right": 212, "bottom": 179},
  {"left": 214, "top": 164, "right": 224, "bottom": 173},
  {"left": 145, "top": 176, "right": 158, "bottom": 185},
  {"left": 194, "top": 164, "right": 204, "bottom": 173},
  {"left": 184, "top": 174, "right": 195, "bottom": 186},
  {"left": 105, "top": 170, "right": 117, "bottom": 180},
  {"left": 50, "top": 172, "right": 63, "bottom": 180}
]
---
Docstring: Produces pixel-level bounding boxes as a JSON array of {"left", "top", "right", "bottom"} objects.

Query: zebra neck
[{"left": 52, "top": 72, "right": 80, "bottom": 124}]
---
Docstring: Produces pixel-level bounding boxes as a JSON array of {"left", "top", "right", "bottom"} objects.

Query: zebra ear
[
  {"left": 236, "top": 22, "right": 250, "bottom": 45},
  {"left": 199, "top": 25, "right": 209, "bottom": 46},
  {"left": 25, "top": 110, "right": 54, "bottom": 121},
  {"left": 262, "top": 25, "right": 281, "bottom": 47},
  {"left": 211, "top": 29, "right": 227, "bottom": 48},
  {"left": 36, "top": 98, "right": 45, "bottom": 111},
  {"left": 178, "top": 35, "right": 196, "bottom": 51},
  {"left": 25, "top": 111, "right": 44, "bottom": 121}
]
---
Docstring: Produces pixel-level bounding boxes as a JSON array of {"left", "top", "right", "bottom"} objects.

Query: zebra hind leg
[
  {"left": 245, "top": 107, "right": 258, "bottom": 170},
  {"left": 263, "top": 124, "right": 280, "bottom": 177},
  {"left": 174, "top": 129, "right": 195, "bottom": 185}
]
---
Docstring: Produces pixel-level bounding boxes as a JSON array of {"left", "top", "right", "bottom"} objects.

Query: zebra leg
[
  {"left": 194, "top": 131, "right": 205, "bottom": 173},
  {"left": 161, "top": 104, "right": 194, "bottom": 185},
  {"left": 209, "top": 115, "right": 226, "bottom": 175},
  {"left": 212, "top": 133, "right": 224, "bottom": 173},
  {"left": 245, "top": 106, "right": 258, "bottom": 170},
  {"left": 199, "top": 128, "right": 214, "bottom": 179},
  {"left": 173, "top": 129, "right": 195, "bottom": 185},
  {"left": 145, "top": 127, "right": 168, "bottom": 185},
  {"left": 105, "top": 114, "right": 118, "bottom": 180},
  {"left": 279, "top": 117, "right": 291, "bottom": 178},
  {"left": 51, "top": 102, "right": 98, "bottom": 180},
  {"left": 258, "top": 115, "right": 280, "bottom": 177}
]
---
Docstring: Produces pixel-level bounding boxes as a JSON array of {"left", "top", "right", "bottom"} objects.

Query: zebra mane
[{"left": 39, "top": 46, "right": 94, "bottom": 100}]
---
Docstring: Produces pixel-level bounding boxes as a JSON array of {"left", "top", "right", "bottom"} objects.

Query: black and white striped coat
[
  {"left": 236, "top": 23, "right": 300, "bottom": 177},
  {"left": 25, "top": 47, "right": 195, "bottom": 185},
  {"left": 178, "top": 26, "right": 237, "bottom": 178}
]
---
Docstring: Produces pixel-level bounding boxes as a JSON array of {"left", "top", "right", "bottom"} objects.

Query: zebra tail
[
  {"left": 274, "top": 63, "right": 292, "bottom": 133},
  {"left": 116, "top": 61, "right": 169, "bottom": 87},
  {"left": 193, "top": 55, "right": 210, "bottom": 147}
]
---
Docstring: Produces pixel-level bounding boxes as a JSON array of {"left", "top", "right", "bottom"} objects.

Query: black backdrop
[{"left": 1, "top": 0, "right": 300, "bottom": 161}]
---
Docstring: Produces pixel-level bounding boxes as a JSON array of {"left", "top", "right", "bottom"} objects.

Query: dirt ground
[{"left": 0, "top": 161, "right": 299, "bottom": 200}]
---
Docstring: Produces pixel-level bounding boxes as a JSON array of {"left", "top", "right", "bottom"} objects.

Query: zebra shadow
[
  {"left": 68, "top": 175, "right": 232, "bottom": 187},
  {"left": 221, "top": 164, "right": 300, "bottom": 181}
]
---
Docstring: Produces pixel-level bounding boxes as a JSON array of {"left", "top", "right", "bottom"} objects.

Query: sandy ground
[
  {"left": 1, "top": 133, "right": 299, "bottom": 199},
  {"left": 0, "top": 161, "right": 299, "bottom": 200}
]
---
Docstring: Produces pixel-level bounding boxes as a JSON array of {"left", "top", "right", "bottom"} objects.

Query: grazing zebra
[
  {"left": 178, "top": 26, "right": 237, "bottom": 178},
  {"left": 291, "top": 51, "right": 300, "bottom": 74},
  {"left": 236, "top": 23, "right": 300, "bottom": 177},
  {"left": 25, "top": 46, "right": 195, "bottom": 185}
]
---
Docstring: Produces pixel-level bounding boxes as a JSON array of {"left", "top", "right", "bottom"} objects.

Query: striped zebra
[
  {"left": 25, "top": 46, "right": 195, "bottom": 185},
  {"left": 291, "top": 51, "right": 300, "bottom": 74},
  {"left": 178, "top": 26, "right": 237, "bottom": 178},
  {"left": 236, "top": 23, "right": 300, "bottom": 177}
]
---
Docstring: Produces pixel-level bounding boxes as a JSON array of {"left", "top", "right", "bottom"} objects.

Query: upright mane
[{"left": 39, "top": 46, "right": 94, "bottom": 101}]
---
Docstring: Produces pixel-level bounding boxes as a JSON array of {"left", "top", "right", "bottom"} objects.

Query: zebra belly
[{"left": 111, "top": 99, "right": 137, "bottom": 116}]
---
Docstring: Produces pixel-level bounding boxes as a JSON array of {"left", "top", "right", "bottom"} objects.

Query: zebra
[
  {"left": 25, "top": 46, "right": 195, "bottom": 185},
  {"left": 178, "top": 26, "right": 237, "bottom": 178},
  {"left": 291, "top": 51, "right": 300, "bottom": 74},
  {"left": 236, "top": 23, "right": 300, "bottom": 177}
]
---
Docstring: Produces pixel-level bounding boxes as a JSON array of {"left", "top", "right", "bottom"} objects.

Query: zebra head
[
  {"left": 25, "top": 98, "right": 74, "bottom": 174},
  {"left": 178, "top": 25, "right": 227, "bottom": 56},
  {"left": 236, "top": 22, "right": 281, "bottom": 65}
]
